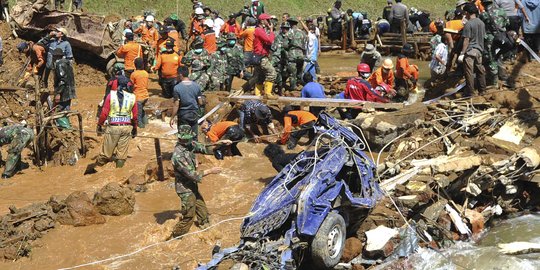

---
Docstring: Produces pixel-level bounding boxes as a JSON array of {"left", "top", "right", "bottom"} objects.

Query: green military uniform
[
  {"left": 171, "top": 125, "right": 210, "bottom": 238},
  {"left": 271, "top": 24, "right": 289, "bottom": 95},
  {"left": 479, "top": 0, "right": 509, "bottom": 86},
  {"left": 0, "top": 125, "right": 34, "bottom": 178},
  {"left": 208, "top": 41, "right": 228, "bottom": 91},
  {"left": 284, "top": 20, "right": 307, "bottom": 90},
  {"left": 222, "top": 33, "right": 245, "bottom": 92},
  {"left": 181, "top": 37, "right": 212, "bottom": 91}
]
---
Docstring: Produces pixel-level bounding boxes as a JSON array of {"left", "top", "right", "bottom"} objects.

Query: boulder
[
  {"left": 56, "top": 191, "right": 105, "bottom": 226},
  {"left": 93, "top": 183, "right": 135, "bottom": 216},
  {"left": 341, "top": 237, "right": 363, "bottom": 262}
]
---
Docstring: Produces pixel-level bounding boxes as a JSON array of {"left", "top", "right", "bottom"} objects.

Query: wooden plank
[{"left": 219, "top": 96, "right": 405, "bottom": 110}]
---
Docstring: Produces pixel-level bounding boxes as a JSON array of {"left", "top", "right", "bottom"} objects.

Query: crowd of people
[{"left": 0, "top": 0, "right": 538, "bottom": 238}]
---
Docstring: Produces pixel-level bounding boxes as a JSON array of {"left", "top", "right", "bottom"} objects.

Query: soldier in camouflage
[
  {"left": 0, "top": 124, "right": 34, "bottom": 178},
  {"left": 181, "top": 37, "right": 212, "bottom": 91},
  {"left": 479, "top": 0, "right": 509, "bottom": 86},
  {"left": 171, "top": 125, "right": 221, "bottom": 238},
  {"left": 285, "top": 18, "right": 307, "bottom": 90},
  {"left": 208, "top": 40, "right": 228, "bottom": 91},
  {"left": 222, "top": 33, "right": 245, "bottom": 92},
  {"left": 271, "top": 22, "right": 290, "bottom": 95}
]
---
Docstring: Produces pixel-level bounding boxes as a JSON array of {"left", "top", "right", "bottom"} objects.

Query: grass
[{"left": 9, "top": 0, "right": 454, "bottom": 23}]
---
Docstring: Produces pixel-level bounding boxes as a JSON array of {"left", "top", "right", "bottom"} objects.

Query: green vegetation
[{"left": 9, "top": 0, "right": 453, "bottom": 22}]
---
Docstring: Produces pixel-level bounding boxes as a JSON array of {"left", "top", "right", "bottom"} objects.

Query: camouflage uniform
[
  {"left": 222, "top": 35, "right": 245, "bottom": 92},
  {"left": 271, "top": 28, "right": 289, "bottom": 94},
  {"left": 208, "top": 45, "right": 228, "bottom": 91},
  {"left": 171, "top": 125, "right": 210, "bottom": 238},
  {"left": 0, "top": 125, "right": 34, "bottom": 178},
  {"left": 480, "top": 2, "right": 509, "bottom": 86},
  {"left": 285, "top": 26, "right": 307, "bottom": 90},
  {"left": 181, "top": 38, "right": 212, "bottom": 91}
]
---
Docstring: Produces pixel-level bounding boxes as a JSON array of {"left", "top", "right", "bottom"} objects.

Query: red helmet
[{"left": 357, "top": 63, "right": 371, "bottom": 73}]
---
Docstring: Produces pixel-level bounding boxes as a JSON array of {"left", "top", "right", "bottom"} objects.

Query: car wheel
[
  {"left": 105, "top": 58, "right": 117, "bottom": 78},
  {"left": 310, "top": 212, "right": 346, "bottom": 269}
]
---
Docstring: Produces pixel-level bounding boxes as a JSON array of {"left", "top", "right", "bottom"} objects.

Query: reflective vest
[{"left": 108, "top": 91, "right": 136, "bottom": 124}]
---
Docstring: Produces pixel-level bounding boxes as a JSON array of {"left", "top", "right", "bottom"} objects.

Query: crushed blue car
[{"left": 197, "top": 113, "right": 383, "bottom": 270}]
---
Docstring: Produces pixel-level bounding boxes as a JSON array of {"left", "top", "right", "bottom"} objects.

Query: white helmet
[
  {"left": 195, "top": 7, "right": 204, "bottom": 15},
  {"left": 145, "top": 15, "right": 155, "bottom": 22},
  {"left": 204, "top": 19, "right": 214, "bottom": 28}
]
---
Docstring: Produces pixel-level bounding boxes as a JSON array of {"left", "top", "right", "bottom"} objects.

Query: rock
[
  {"left": 352, "top": 264, "right": 366, "bottom": 270},
  {"left": 464, "top": 209, "right": 484, "bottom": 235},
  {"left": 406, "top": 181, "right": 428, "bottom": 193},
  {"left": 364, "top": 225, "right": 399, "bottom": 258},
  {"left": 397, "top": 195, "right": 419, "bottom": 208},
  {"left": 93, "top": 183, "right": 135, "bottom": 216},
  {"left": 230, "top": 263, "right": 249, "bottom": 270},
  {"left": 57, "top": 191, "right": 105, "bottom": 226},
  {"left": 126, "top": 174, "right": 148, "bottom": 192},
  {"left": 498, "top": 242, "right": 540, "bottom": 255},
  {"left": 422, "top": 199, "right": 447, "bottom": 222},
  {"left": 341, "top": 237, "right": 363, "bottom": 262},
  {"left": 33, "top": 216, "right": 55, "bottom": 232}
]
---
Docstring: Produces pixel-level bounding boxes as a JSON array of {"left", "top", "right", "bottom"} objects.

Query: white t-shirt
[
  {"left": 430, "top": 43, "right": 448, "bottom": 73},
  {"left": 213, "top": 17, "right": 225, "bottom": 37},
  {"left": 306, "top": 32, "right": 319, "bottom": 61}
]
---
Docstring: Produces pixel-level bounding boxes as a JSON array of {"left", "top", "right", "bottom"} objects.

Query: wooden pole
[
  {"left": 400, "top": 19, "right": 407, "bottom": 45},
  {"left": 154, "top": 138, "right": 165, "bottom": 181},
  {"left": 342, "top": 21, "right": 347, "bottom": 50},
  {"left": 349, "top": 19, "right": 356, "bottom": 48}
]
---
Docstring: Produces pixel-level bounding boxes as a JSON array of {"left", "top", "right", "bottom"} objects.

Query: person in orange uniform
[
  {"left": 239, "top": 17, "right": 257, "bottom": 66},
  {"left": 153, "top": 40, "right": 183, "bottom": 98},
  {"left": 131, "top": 58, "right": 149, "bottom": 128},
  {"left": 395, "top": 43, "right": 419, "bottom": 99},
  {"left": 116, "top": 32, "right": 143, "bottom": 77},
  {"left": 280, "top": 106, "right": 317, "bottom": 150},
  {"left": 155, "top": 27, "right": 170, "bottom": 59},
  {"left": 368, "top": 58, "right": 395, "bottom": 90},
  {"left": 189, "top": 8, "right": 205, "bottom": 37},
  {"left": 221, "top": 13, "right": 241, "bottom": 36},
  {"left": 201, "top": 120, "right": 245, "bottom": 160},
  {"left": 202, "top": 19, "right": 217, "bottom": 54},
  {"left": 445, "top": 9, "right": 465, "bottom": 73},
  {"left": 16, "top": 41, "right": 47, "bottom": 87},
  {"left": 164, "top": 17, "right": 182, "bottom": 52},
  {"left": 135, "top": 15, "right": 159, "bottom": 48}
]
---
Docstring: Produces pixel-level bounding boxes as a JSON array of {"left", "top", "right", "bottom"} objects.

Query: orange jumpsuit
[
  {"left": 396, "top": 56, "right": 418, "bottom": 81},
  {"left": 130, "top": 70, "right": 149, "bottom": 101},
  {"left": 203, "top": 31, "right": 217, "bottom": 54},
  {"left": 154, "top": 52, "right": 183, "bottom": 79},
  {"left": 116, "top": 41, "right": 143, "bottom": 71},
  {"left": 207, "top": 121, "right": 238, "bottom": 143},
  {"left": 368, "top": 67, "right": 395, "bottom": 89},
  {"left": 280, "top": 111, "right": 317, "bottom": 144},
  {"left": 135, "top": 25, "right": 159, "bottom": 47}
]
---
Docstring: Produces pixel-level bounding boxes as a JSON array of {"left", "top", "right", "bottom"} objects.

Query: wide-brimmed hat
[{"left": 364, "top": 44, "right": 376, "bottom": 54}]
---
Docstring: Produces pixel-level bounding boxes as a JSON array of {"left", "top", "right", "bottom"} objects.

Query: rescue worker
[
  {"left": 153, "top": 39, "right": 182, "bottom": 98},
  {"left": 131, "top": 58, "right": 149, "bottom": 128},
  {"left": 285, "top": 17, "right": 306, "bottom": 90},
  {"left": 222, "top": 33, "right": 245, "bottom": 92},
  {"left": 395, "top": 43, "right": 419, "bottom": 100},
  {"left": 459, "top": 3, "right": 486, "bottom": 96},
  {"left": 135, "top": 15, "right": 159, "bottom": 48},
  {"left": 300, "top": 72, "right": 326, "bottom": 116},
  {"left": 388, "top": 0, "right": 409, "bottom": 33},
  {"left": 270, "top": 22, "right": 289, "bottom": 95},
  {"left": 96, "top": 75, "right": 138, "bottom": 168},
  {"left": 16, "top": 41, "right": 46, "bottom": 87},
  {"left": 0, "top": 124, "right": 34, "bottom": 179},
  {"left": 360, "top": 44, "right": 383, "bottom": 72},
  {"left": 479, "top": 0, "right": 509, "bottom": 86},
  {"left": 201, "top": 121, "right": 245, "bottom": 160},
  {"left": 238, "top": 100, "right": 277, "bottom": 142},
  {"left": 170, "top": 13, "right": 188, "bottom": 41},
  {"left": 249, "top": 0, "right": 266, "bottom": 18},
  {"left": 208, "top": 40, "right": 227, "bottom": 90},
  {"left": 170, "top": 66, "right": 204, "bottom": 138},
  {"left": 221, "top": 13, "right": 241, "bottom": 36},
  {"left": 44, "top": 28, "right": 73, "bottom": 88},
  {"left": 383, "top": 0, "right": 393, "bottom": 21},
  {"left": 116, "top": 32, "right": 143, "bottom": 77},
  {"left": 251, "top": 13, "right": 276, "bottom": 98},
  {"left": 182, "top": 37, "right": 211, "bottom": 91},
  {"left": 329, "top": 0, "right": 345, "bottom": 41},
  {"left": 347, "top": 64, "right": 394, "bottom": 103},
  {"left": 445, "top": 8, "right": 465, "bottom": 74},
  {"left": 170, "top": 125, "right": 221, "bottom": 238},
  {"left": 155, "top": 26, "right": 171, "bottom": 59},
  {"left": 369, "top": 58, "right": 395, "bottom": 90},
  {"left": 280, "top": 106, "right": 317, "bottom": 150},
  {"left": 239, "top": 17, "right": 257, "bottom": 68},
  {"left": 190, "top": 8, "right": 205, "bottom": 37},
  {"left": 202, "top": 19, "right": 217, "bottom": 54},
  {"left": 52, "top": 48, "right": 76, "bottom": 113}
]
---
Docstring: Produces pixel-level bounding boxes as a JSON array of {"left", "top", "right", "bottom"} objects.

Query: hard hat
[
  {"left": 195, "top": 7, "right": 204, "bottom": 15},
  {"left": 382, "top": 58, "right": 394, "bottom": 69},
  {"left": 145, "top": 15, "right": 155, "bottom": 22},
  {"left": 204, "top": 19, "right": 214, "bottom": 28},
  {"left": 357, "top": 63, "right": 371, "bottom": 73},
  {"left": 56, "top": 27, "right": 69, "bottom": 36},
  {"left": 258, "top": 13, "right": 272, "bottom": 20}
]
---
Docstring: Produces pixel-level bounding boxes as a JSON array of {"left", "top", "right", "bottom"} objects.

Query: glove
[
  {"left": 457, "top": 54, "right": 465, "bottom": 63},
  {"left": 131, "top": 128, "right": 137, "bottom": 138}
]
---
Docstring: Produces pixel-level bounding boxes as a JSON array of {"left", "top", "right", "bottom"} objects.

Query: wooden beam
[{"left": 219, "top": 96, "right": 404, "bottom": 110}]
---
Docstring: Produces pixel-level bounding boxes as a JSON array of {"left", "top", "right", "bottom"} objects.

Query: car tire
[
  {"left": 310, "top": 212, "right": 346, "bottom": 269},
  {"left": 106, "top": 58, "right": 117, "bottom": 78}
]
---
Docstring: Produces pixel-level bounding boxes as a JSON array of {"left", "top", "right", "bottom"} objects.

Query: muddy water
[
  {"left": 0, "top": 84, "right": 277, "bottom": 270},
  {"left": 401, "top": 214, "right": 540, "bottom": 270}
]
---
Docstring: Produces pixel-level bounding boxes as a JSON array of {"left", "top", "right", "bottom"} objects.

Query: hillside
[{"left": 8, "top": 0, "right": 453, "bottom": 22}]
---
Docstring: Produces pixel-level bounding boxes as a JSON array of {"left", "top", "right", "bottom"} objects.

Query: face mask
[
  {"left": 194, "top": 48, "right": 203, "bottom": 53},
  {"left": 228, "top": 40, "right": 236, "bottom": 46}
]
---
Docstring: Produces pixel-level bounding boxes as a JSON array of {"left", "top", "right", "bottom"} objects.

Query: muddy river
[{"left": 0, "top": 55, "right": 537, "bottom": 270}]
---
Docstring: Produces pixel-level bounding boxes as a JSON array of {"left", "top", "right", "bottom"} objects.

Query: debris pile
[
  {"left": 0, "top": 89, "right": 35, "bottom": 124},
  {"left": 0, "top": 182, "right": 138, "bottom": 260},
  {"left": 337, "top": 97, "right": 540, "bottom": 268}
]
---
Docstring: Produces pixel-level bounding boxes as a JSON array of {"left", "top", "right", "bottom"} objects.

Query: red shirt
[{"left": 253, "top": 27, "right": 274, "bottom": 56}]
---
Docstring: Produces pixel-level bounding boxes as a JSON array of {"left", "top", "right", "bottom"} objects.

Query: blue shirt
[
  {"left": 520, "top": 0, "right": 540, "bottom": 34},
  {"left": 301, "top": 82, "right": 326, "bottom": 98},
  {"left": 173, "top": 80, "right": 202, "bottom": 112},
  {"left": 352, "top": 12, "right": 364, "bottom": 20},
  {"left": 47, "top": 39, "right": 73, "bottom": 69}
]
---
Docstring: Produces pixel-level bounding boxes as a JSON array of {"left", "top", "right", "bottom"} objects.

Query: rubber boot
[
  {"left": 254, "top": 84, "right": 263, "bottom": 96},
  {"left": 263, "top": 82, "right": 278, "bottom": 100},
  {"left": 115, "top": 159, "right": 126, "bottom": 168}
]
